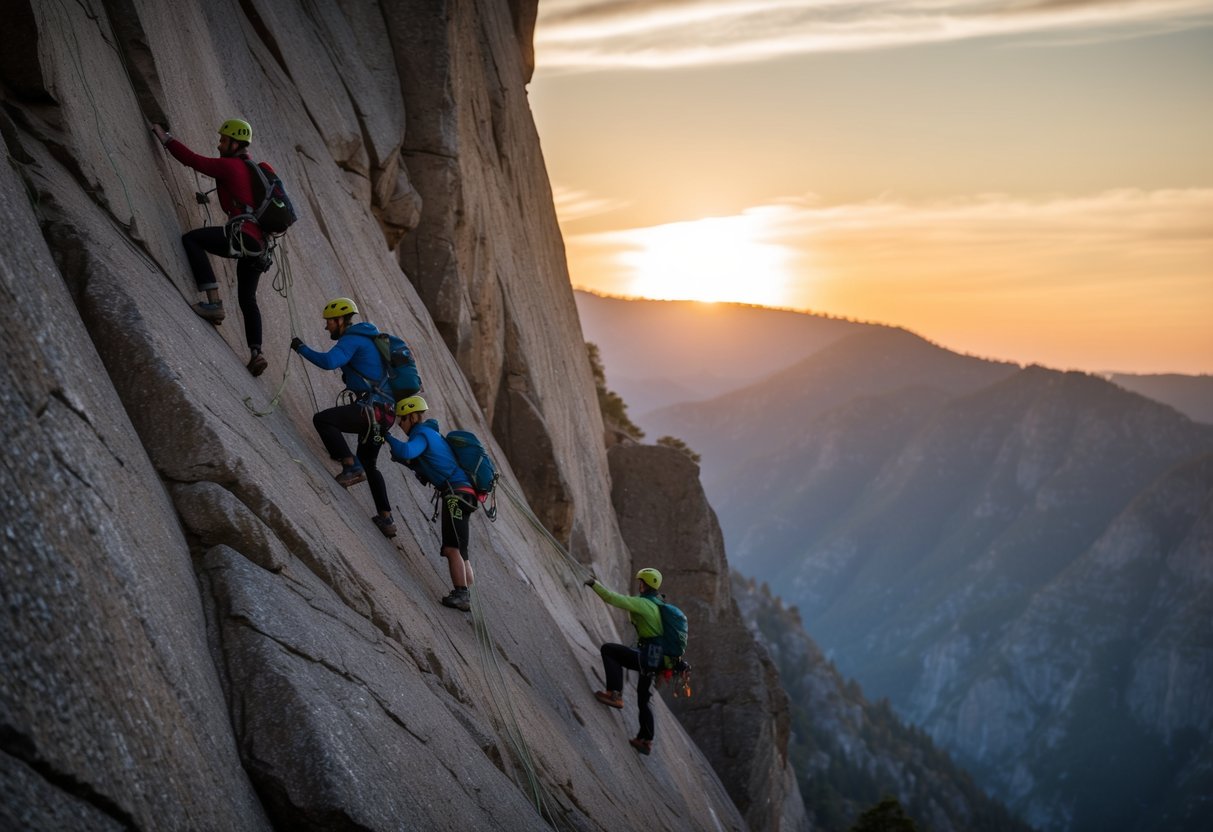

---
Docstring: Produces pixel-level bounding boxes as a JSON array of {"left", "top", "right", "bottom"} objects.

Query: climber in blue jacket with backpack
[
  {"left": 585, "top": 567, "right": 671, "bottom": 756},
  {"left": 292, "top": 297, "right": 400, "bottom": 539},
  {"left": 387, "top": 396, "right": 479, "bottom": 612}
]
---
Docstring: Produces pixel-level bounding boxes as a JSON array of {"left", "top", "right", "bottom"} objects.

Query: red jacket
[{"left": 166, "top": 139, "right": 270, "bottom": 244}]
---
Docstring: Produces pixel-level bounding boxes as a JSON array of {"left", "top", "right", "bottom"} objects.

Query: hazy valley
[{"left": 580, "top": 291, "right": 1213, "bottom": 831}]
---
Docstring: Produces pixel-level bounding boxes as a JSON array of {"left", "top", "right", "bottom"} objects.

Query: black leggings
[
  {"left": 601, "top": 643, "right": 655, "bottom": 741},
  {"left": 182, "top": 226, "right": 264, "bottom": 350},
  {"left": 313, "top": 404, "right": 390, "bottom": 514}
]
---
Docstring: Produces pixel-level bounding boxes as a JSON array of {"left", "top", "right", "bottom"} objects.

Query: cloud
[
  {"left": 565, "top": 188, "right": 1213, "bottom": 302},
  {"left": 535, "top": 0, "right": 1213, "bottom": 70},
  {"left": 551, "top": 184, "right": 631, "bottom": 223}
]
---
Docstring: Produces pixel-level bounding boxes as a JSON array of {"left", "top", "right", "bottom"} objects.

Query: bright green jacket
[{"left": 590, "top": 581, "right": 662, "bottom": 640}]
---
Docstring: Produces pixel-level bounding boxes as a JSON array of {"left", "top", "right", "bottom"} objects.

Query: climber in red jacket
[{"left": 151, "top": 119, "right": 272, "bottom": 377}]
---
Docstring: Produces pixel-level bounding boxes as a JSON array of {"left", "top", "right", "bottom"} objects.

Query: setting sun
[{"left": 619, "top": 214, "right": 792, "bottom": 306}]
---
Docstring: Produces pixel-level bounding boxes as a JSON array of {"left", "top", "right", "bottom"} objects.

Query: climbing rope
[
  {"left": 466, "top": 585, "right": 564, "bottom": 828},
  {"left": 448, "top": 481, "right": 610, "bottom": 829},
  {"left": 498, "top": 480, "right": 593, "bottom": 585}
]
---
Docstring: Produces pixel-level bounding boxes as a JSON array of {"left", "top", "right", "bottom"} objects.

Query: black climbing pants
[
  {"left": 313, "top": 404, "right": 391, "bottom": 514},
  {"left": 182, "top": 226, "right": 265, "bottom": 350},
  {"left": 439, "top": 489, "right": 477, "bottom": 559},
  {"left": 601, "top": 643, "right": 655, "bottom": 741}
]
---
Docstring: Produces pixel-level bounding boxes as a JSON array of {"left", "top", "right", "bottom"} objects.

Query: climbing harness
[
  {"left": 429, "top": 487, "right": 477, "bottom": 524},
  {"left": 356, "top": 398, "right": 393, "bottom": 446}
]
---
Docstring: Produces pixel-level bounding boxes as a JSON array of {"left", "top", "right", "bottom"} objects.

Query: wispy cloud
[
  {"left": 536, "top": 0, "right": 1213, "bottom": 70},
  {"left": 552, "top": 184, "right": 631, "bottom": 223}
]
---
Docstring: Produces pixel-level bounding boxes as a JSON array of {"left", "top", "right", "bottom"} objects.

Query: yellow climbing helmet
[
  {"left": 636, "top": 568, "right": 662, "bottom": 590},
  {"left": 218, "top": 119, "right": 252, "bottom": 143},
  {"left": 396, "top": 395, "right": 428, "bottom": 417},
  {"left": 322, "top": 297, "right": 359, "bottom": 319}
]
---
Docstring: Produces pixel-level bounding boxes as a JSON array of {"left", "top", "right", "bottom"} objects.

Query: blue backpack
[
  {"left": 446, "top": 430, "right": 499, "bottom": 518},
  {"left": 353, "top": 332, "right": 421, "bottom": 404},
  {"left": 641, "top": 597, "right": 689, "bottom": 667}
]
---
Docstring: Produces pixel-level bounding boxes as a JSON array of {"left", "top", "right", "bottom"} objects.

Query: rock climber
[
  {"left": 386, "top": 396, "right": 478, "bottom": 612},
  {"left": 150, "top": 119, "right": 272, "bottom": 376},
  {"left": 291, "top": 298, "right": 398, "bottom": 539},
  {"left": 585, "top": 567, "right": 667, "bottom": 755}
]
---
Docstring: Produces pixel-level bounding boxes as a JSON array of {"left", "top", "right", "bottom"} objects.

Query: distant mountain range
[
  {"left": 578, "top": 294, "right": 1213, "bottom": 831},
  {"left": 574, "top": 291, "right": 1213, "bottom": 427},
  {"left": 574, "top": 291, "right": 873, "bottom": 417},
  {"left": 1107, "top": 372, "right": 1213, "bottom": 424}
]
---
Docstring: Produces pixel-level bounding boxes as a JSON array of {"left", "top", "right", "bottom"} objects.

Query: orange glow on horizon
[
  {"left": 560, "top": 190, "right": 1213, "bottom": 375},
  {"left": 573, "top": 213, "right": 798, "bottom": 307}
]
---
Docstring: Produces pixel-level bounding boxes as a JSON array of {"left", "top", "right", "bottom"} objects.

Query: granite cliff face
[{"left": 0, "top": 1, "right": 794, "bottom": 828}]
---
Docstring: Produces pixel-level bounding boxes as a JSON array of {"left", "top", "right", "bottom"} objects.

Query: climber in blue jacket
[
  {"left": 387, "top": 396, "right": 478, "bottom": 611},
  {"left": 291, "top": 297, "right": 398, "bottom": 539}
]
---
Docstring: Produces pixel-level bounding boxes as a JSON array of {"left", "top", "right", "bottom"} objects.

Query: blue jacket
[
  {"left": 298, "top": 322, "right": 391, "bottom": 403},
  {"left": 387, "top": 418, "right": 472, "bottom": 490}
]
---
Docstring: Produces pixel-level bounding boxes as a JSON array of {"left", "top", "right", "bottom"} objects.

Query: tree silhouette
[{"left": 848, "top": 796, "right": 920, "bottom": 832}]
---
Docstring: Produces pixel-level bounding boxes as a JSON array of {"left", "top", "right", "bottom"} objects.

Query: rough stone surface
[
  {"left": 0, "top": 105, "right": 269, "bottom": 831},
  {"left": 609, "top": 444, "right": 809, "bottom": 831},
  {"left": 0, "top": 0, "right": 785, "bottom": 828}
]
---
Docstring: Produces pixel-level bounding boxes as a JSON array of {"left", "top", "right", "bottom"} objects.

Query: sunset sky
[{"left": 527, "top": 1, "right": 1213, "bottom": 375}]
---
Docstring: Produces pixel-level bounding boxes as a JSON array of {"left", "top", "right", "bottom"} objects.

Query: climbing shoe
[
  {"left": 192, "top": 300, "right": 225, "bottom": 324},
  {"left": 371, "top": 514, "right": 397, "bottom": 539},
  {"left": 335, "top": 462, "right": 366, "bottom": 487},
  {"left": 247, "top": 352, "right": 268, "bottom": 377},
  {"left": 594, "top": 690, "right": 624, "bottom": 709},
  {"left": 629, "top": 737, "right": 652, "bottom": 756},
  {"left": 440, "top": 588, "right": 471, "bottom": 612}
]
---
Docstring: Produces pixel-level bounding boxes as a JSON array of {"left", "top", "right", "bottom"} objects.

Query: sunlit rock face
[
  {"left": 0, "top": 1, "right": 762, "bottom": 828},
  {"left": 607, "top": 443, "right": 810, "bottom": 832}
]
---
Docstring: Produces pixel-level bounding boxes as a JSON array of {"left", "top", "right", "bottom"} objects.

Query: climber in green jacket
[{"left": 585, "top": 567, "right": 665, "bottom": 755}]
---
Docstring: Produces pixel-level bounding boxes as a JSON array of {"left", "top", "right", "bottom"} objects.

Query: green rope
[
  {"left": 467, "top": 587, "right": 562, "bottom": 827},
  {"left": 498, "top": 480, "right": 593, "bottom": 584},
  {"left": 456, "top": 482, "right": 610, "bottom": 828}
]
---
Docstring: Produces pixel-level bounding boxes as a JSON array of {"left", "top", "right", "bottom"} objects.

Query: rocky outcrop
[
  {"left": 608, "top": 443, "right": 809, "bottom": 832},
  {"left": 0, "top": 1, "right": 769, "bottom": 829}
]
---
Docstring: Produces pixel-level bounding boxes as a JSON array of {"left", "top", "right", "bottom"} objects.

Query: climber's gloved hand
[
  {"left": 290, "top": 337, "right": 304, "bottom": 352},
  {"left": 150, "top": 123, "right": 171, "bottom": 146}
]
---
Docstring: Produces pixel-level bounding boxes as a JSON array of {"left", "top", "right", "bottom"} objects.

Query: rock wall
[
  {"left": 0, "top": 1, "right": 769, "bottom": 829},
  {"left": 608, "top": 444, "right": 809, "bottom": 831}
]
